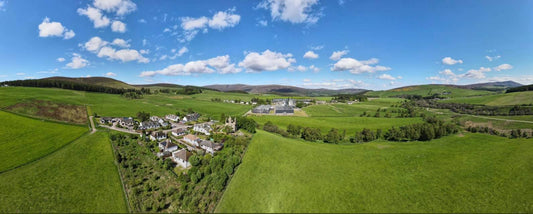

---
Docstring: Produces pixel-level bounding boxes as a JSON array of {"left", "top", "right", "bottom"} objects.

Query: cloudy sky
[{"left": 0, "top": 0, "right": 532, "bottom": 90}]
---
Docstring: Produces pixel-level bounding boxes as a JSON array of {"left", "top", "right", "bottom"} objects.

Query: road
[{"left": 89, "top": 116, "right": 96, "bottom": 134}]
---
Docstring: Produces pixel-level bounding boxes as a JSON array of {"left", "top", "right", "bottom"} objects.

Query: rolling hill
[
  {"left": 43, "top": 76, "right": 135, "bottom": 89},
  {"left": 204, "top": 84, "right": 367, "bottom": 96}
]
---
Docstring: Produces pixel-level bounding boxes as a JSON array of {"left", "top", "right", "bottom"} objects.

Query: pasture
[
  {"left": 0, "top": 131, "right": 128, "bottom": 213},
  {"left": 0, "top": 110, "right": 88, "bottom": 172},
  {"left": 367, "top": 85, "right": 494, "bottom": 98},
  {"left": 441, "top": 91, "right": 533, "bottom": 106},
  {"left": 217, "top": 131, "right": 533, "bottom": 213}
]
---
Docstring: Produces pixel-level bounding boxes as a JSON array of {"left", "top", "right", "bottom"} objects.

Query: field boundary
[
  {"left": 0, "top": 131, "right": 89, "bottom": 175},
  {"left": 106, "top": 129, "right": 132, "bottom": 213}
]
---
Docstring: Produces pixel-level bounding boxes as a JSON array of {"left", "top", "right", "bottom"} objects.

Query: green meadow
[
  {"left": 0, "top": 131, "right": 128, "bottom": 213},
  {"left": 217, "top": 130, "right": 533, "bottom": 213},
  {"left": 303, "top": 98, "right": 403, "bottom": 117},
  {"left": 367, "top": 85, "right": 494, "bottom": 98},
  {"left": 441, "top": 91, "right": 533, "bottom": 106},
  {"left": 0, "top": 110, "right": 88, "bottom": 172}
]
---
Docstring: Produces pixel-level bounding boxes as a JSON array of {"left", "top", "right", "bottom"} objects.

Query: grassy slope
[
  {"left": 303, "top": 98, "right": 403, "bottom": 117},
  {"left": 0, "top": 131, "right": 128, "bottom": 213},
  {"left": 0, "top": 87, "right": 251, "bottom": 119},
  {"left": 441, "top": 91, "right": 533, "bottom": 106},
  {"left": 0, "top": 111, "right": 87, "bottom": 172},
  {"left": 217, "top": 131, "right": 533, "bottom": 213},
  {"left": 367, "top": 85, "right": 494, "bottom": 98}
]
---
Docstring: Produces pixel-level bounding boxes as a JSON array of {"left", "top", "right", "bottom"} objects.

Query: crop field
[
  {"left": 441, "top": 91, "right": 533, "bottom": 106},
  {"left": 0, "top": 110, "right": 88, "bottom": 172},
  {"left": 0, "top": 87, "right": 251, "bottom": 119},
  {"left": 217, "top": 131, "right": 533, "bottom": 213},
  {"left": 367, "top": 85, "right": 494, "bottom": 98},
  {"left": 0, "top": 131, "right": 128, "bottom": 213}
]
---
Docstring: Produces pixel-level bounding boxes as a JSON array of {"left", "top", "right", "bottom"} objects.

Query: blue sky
[{"left": 0, "top": 0, "right": 532, "bottom": 90}]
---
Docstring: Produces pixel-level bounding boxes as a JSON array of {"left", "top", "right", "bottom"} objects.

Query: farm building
[
  {"left": 275, "top": 106, "right": 294, "bottom": 114},
  {"left": 252, "top": 105, "right": 271, "bottom": 114}
]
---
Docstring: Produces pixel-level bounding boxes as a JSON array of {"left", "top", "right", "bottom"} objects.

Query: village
[{"left": 97, "top": 112, "right": 238, "bottom": 169}]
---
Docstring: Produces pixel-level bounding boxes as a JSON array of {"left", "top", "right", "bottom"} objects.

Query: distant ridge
[
  {"left": 387, "top": 81, "right": 522, "bottom": 92},
  {"left": 203, "top": 84, "right": 367, "bottom": 96},
  {"left": 42, "top": 76, "right": 135, "bottom": 89}
]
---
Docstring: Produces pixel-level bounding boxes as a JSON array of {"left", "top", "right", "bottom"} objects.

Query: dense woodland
[
  {"left": 1, "top": 79, "right": 145, "bottom": 95},
  {"left": 506, "top": 84, "right": 533, "bottom": 93},
  {"left": 411, "top": 99, "right": 533, "bottom": 116},
  {"left": 332, "top": 94, "right": 368, "bottom": 102}
]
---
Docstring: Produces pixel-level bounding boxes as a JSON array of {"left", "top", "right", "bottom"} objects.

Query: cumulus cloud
[
  {"left": 258, "top": 0, "right": 321, "bottom": 24},
  {"left": 111, "top": 38, "right": 130, "bottom": 48},
  {"left": 485, "top": 55, "right": 501, "bottom": 62},
  {"left": 442, "top": 57, "right": 463, "bottom": 65},
  {"left": 331, "top": 57, "right": 391, "bottom": 74},
  {"left": 329, "top": 50, "right": 349, "bottom": 61},
  {"left": 238, "top": 50, "right": 296, "bottom": 72},
  {"left": 258, "top": 20, "right": 268, "bottom": 27},
  {"left": 105, "top": 72, "right": 117, "bottom": 77},
  {"left": 303, "top": 51, "right": 318, "bottom": 59},
  {"left": 461, "top": 67, "right": 491, "bottom": 79},
  {"left": 93, "top": 0, "right": 136, "bottom": 16},
  {"left": 378, "top": 74, "right": 396, "bottom": 80},
  {"left": 77, "top": 6, "right": 110, "bottom": 28},
  {"left": 302, "top": 79, "right": 366, "bottom": 89},
  {"left": 111, "top": 20, "right": 126, "bottom": 33},
  {"left": 56, "top": 57, "right": 66, "bottom": 62},
  {"left": 179, "top": 8, "right": 241, "bottom": 42},
  {"left": 38, "top": 17, "right": 75, "bottom": 39},
  {"left": 66, "top": 54, "right": 89, "bottom": 69},
  {"left": 0, "top": 1, "right": 5, "bottom": 11},
  {"left": 427, "top": 67, "right": 493, "bottom": 83},
  {"left": 494, "top": 63, "right": 513, "bottom": 71},
  {"left": 439, "top": 68, "right": 455, "bottom": 76},
  {"left": 83, "top": 36, "right": 148, "bottom": 63},
  {"left": 139, "top": 55, "right": 241, "bottom": 77},
  {"left": 309, "top": 65, "right": 320, "bottom": 72}
]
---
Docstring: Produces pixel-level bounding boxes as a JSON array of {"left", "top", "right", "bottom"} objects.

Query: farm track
[
  {"left": 89, "top": 116, "right": 96, "bottom": 134},
  {"left": 468, "top": 115, "right": 533, "bottom": 124}
]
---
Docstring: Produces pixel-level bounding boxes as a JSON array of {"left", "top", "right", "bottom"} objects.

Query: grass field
[
  {"left": 0, "top": 110, "right": 88, "bottom": 172},
  {"left": 441, "top": 91, "right": 533, "bottom": 106},
  {"left": 303, "top": 98, "right": 403, "bottom": 117},
  {"left": 0, "top": 87, "right": 251, "bottom": 119},
  {"left": 250, "top": 115, "right": 422, "bottom": 135},
  {"left": 217, "top": 131, "right": 533, "bottom": 213},
  {"left": 0, "top": 131, "right": 128, "bottom": 213},
  {"left": 367, "top": 85, "right": 494, "bottom": 98}
]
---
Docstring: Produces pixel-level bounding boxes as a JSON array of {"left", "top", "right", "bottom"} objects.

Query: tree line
[
  {"left": 410, "top": 99, "right": 533, "bottom": 116},
  {"left": 506, "top": 84, "right": 533, "bottom": 93}
]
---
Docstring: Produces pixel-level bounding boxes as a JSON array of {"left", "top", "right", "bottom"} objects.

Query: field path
[
  {"left": 469, "top": 115, "right": 533, "bottom": 124},
  {"left": 89, "top": 116, "right": 96, "bottom": 134}
]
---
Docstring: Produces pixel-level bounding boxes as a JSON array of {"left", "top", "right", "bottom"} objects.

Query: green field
[
  {"left": 441, "top": 91, "right": 533, "bottom": 106},
  {"left": 0, "top": 87, "right": 251, "bottom": 119},
  {"left": 217, "top": 131, "right": 533, "bottom": 213},
  {"left": 367, "top": 85, "right": 494, "bottom": 98},
  {"left": 0, "top": 131, "right": 128, "bottom": 213},
  {"left": 0, "top": 110, "right": 88, "bottom": 172},
  {"left": 303, "top": 98, "right": 403, "bottom": 117}
]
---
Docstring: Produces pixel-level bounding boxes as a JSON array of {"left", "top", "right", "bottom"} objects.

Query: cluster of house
[
  {"left": 223, "top": 100, "right": 257, "bottom": 105},
  {"left": 100, "top": 113, "right": 201, "bottom": 131}
]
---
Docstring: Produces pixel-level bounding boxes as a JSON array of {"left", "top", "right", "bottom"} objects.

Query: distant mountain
[
  {"left": 204, "top": 84, "right": 367, "bottom": 96},
  {"left": 43, "top": 76, "right": 135, "bottom": 89},
  {"left": 459, "top": 81, "right": 522, "bottom": 91}
]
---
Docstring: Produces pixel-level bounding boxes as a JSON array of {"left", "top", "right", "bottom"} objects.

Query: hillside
[
  {"left": 204, "top": 84, "right": 366, "bottom": 96},
  {"left": 366, "top": 84, "right": 495, "bottom": 98},
  {"left": 460, "top": 81, "right": 522, "bottom": 91},
  {"left": 43, "top": 76, "right": 135, "bottom": 89}
]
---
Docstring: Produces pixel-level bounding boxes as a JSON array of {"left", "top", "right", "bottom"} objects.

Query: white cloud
[
  {"left": 258, "top": 0, "right": 321, "bottom": 24},
  {"left": 309, "top": 65, "right": 320, "bottom": 72},
  {"left": 329, "top": 50, "right": 349, "bottom": 61},
  {"left": 93, "top": 0, "right": 136, "bottom": 16},
  {"left": 378, "top": 74, "right": 396, "bottom": 80},
  {"left": 239, "top": 50, "right": 296, "bottom": 72},
  {"left": 140, "top": 55, "right": 241, "bottom": 77},
  {"left": 258, "top": 20, "right": 268, "bottom": 26},
  {"left": 77, "top": 6, "right": 110, "bottom": 28},
  {"left": 56, "top": 57, "right": 66, "bottom": 62},
  {"left": 97, "top": 46, "right": 149, "bottom": 63},
  {"left": 66, "top": 54, "right": 89, "bottom": 69},
  {"left": 0, "top": 1, "right": 6, "bottom": 11},
  {"left": 38, "top": 17, "right": 75, "bottom": 39},
  {"left": 461, "top": 67, "right": 491, "bottom": 79},
  {"left": 442, "top": 57, "right": 463, "bottom": 65},
  {"left": 439, "top": 69, "right": 455, "bottom": 76},
  {"left": 208, "top": 9, "right": 241, "bottom": 30},
  {"left": 177, "top": 47, "right": 188, "bottom": 56},
  {"left": 179, "top": 8, "right": 241, "bottom": 42},
  {"left": 84, "top": 36, "right": 109, "bottom": 52},
  {"left": 105, "top": 72, "right": 117, "bottom": 77},
  {"left": 16, "top": 73, "right": 25, "bottom": 76},
  {"left": 295, "top": 65, "right": 307, "bottom": 71},
  {"left": 310, "top": 45, "right": 324, "bottom": 50},
  {"left": 111, "top": 20, "right": 126, "bottom": 33},
  {"left": 111, "top": 38, "right": 130, "bottom": 48},
  {"left": 485, "top": 55, "right": 501, "bottom": 62},
  {"left": 303, "top": 50, "right": 318, "bottom": 59},
  {"left": 332, "top": 57, "right": 391, "bottom": 74},
  {"left": 494, "top": 63, "right": 513, "bottom": 71}
]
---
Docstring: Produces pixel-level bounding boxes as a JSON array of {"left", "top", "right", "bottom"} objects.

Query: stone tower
[{"left": 225, "top": 116, "right": 236, "bottom": 132}]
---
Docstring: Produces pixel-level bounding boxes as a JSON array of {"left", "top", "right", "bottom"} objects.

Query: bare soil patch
[{"left": 6, "top": 100, "right": 87, "bottom": 124}]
